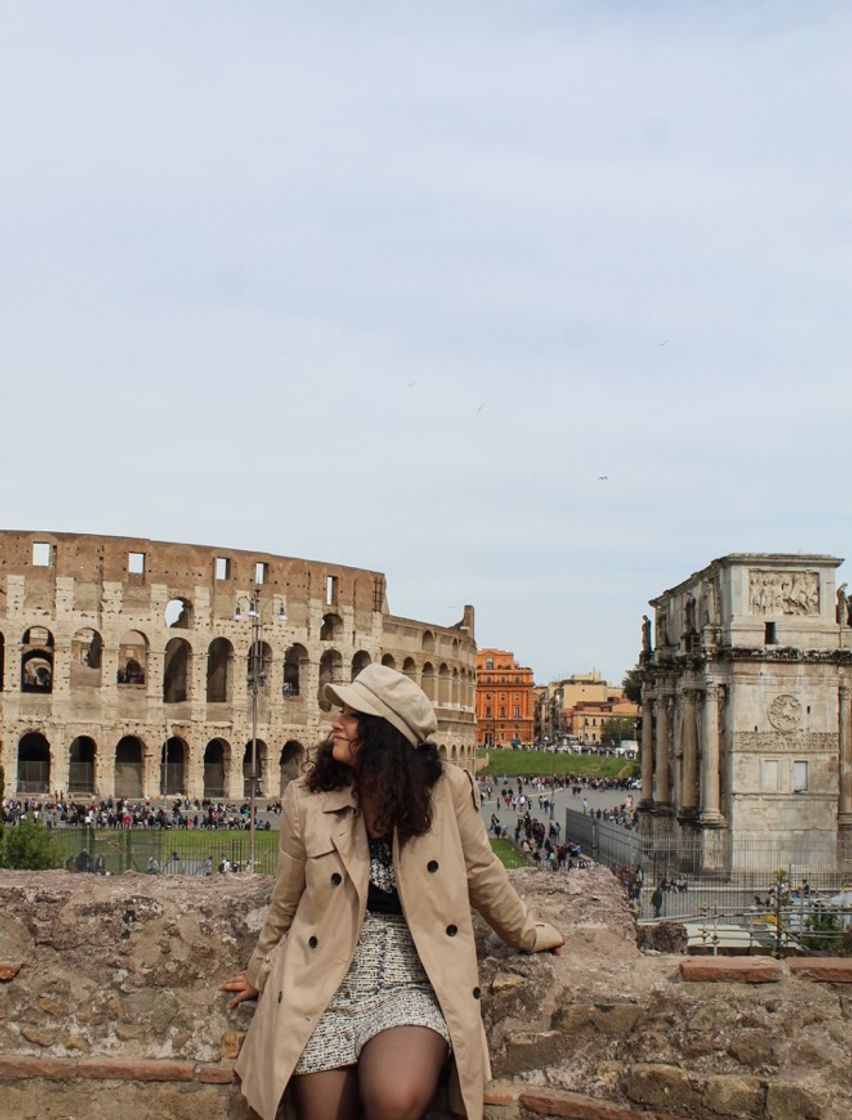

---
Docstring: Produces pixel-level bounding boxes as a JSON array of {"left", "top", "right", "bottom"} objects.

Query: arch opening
[
  {"left": 117, "top": 630, "right": 148, "bottom": 685},
  {"left": 71, "top": 628, "right": 103, "bottom": 687},
  {"left": 320, "top": 613, "right": 343, "bottom": 641},
  {"left": 160, "top": 737, "right": 187, "bottom": 795},
  {"left": 17, "top": 732, "right": 50, "bottom": 793},
  {"left": 203, "top": 738, "right": 230, "bottom": 799},
  {"left": 115, "top": 736, "right": 145, "bottom": 798},
  {"left": 318, "top": 649, "right": 343, "bottom": 709},
  {"left": 21, "top": 627, "right": 54, "bottom": 693},
  {"left": 165, "top": 598, "right": 192, "bottom": 629},
  {"left": 351, "top": 650, "right": 371, "bottom": 680},
  {"left": 68, "top": 735, "right": 96, "bottom": 793},
  {"left": 283, "top": 643, "right": 308, "bottom": 697},
  {"left": 206, "top": 638, "right": 233, "bottom": 702},
  {"left": 163, "top": 637, "right": 192, "bottom": 703},
  {"left": 381, "top": 653, "right": 396, "bottom": 670},
  {"left": 243, "top": 740, "right": 268, "bottom": 798},
  {"left": 279, "top": 740, "right": 304, "bottom": 792}
]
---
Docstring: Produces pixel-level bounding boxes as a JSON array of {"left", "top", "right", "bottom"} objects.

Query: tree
[
  {"left": 600, "top": 717, "right": 637, "bottom": 746},
  {"left": 0, "top": 819, "right": 64, "bottom": 870},
  {"left": 622, "top": 666, "right": 643, "bottom": 705}
]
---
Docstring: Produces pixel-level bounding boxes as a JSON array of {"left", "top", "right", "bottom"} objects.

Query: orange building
[{"left": 476, "top": 648, "right": 534, "bottom": 748}]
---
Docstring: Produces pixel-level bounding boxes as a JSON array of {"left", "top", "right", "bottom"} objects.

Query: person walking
[
  {"left": 652, "top": 881, "right": 665, "bottom": 919},
  {"left": 221, "top": 665, "right": 563, "bottom": 1120}
]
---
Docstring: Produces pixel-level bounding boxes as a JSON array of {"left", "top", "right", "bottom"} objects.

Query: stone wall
[{"left": 1, "top": 869, "right": 850, "bottom": 1119}]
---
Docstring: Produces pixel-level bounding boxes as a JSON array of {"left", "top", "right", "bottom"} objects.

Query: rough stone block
[
  {"left": 765, "top": 1082, "right": 830, "bottom": 1120},
  {"left": 679, "top": 957, "right": 782, "bottom": 983},
  {"left": 624, "top": 1063, "right": 700, "bottom": 1111},
  {"left": 726, "top": 1029, "right": 777, "bottom": 1068},
  {"left": 220, "top": 1030, "right": 244, "bottom": 1061},
  {"left": 703, "top": 1074, "right": 766, "bottom": 1116},
  {"left": 554, "top": 1003, "right": 643, "bottom": 1037},
  {"left": 788, "top": 958, "right": 852, "bottom": 983},
  {"left": 0, "top": 962, "right": 23, "bottom": 982}
]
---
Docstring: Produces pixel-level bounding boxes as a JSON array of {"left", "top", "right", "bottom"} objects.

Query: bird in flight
[
  {"left": 656, "top": 339, "right": 670, "bottom": 348},
  {"left": 476, "top": 402, "right": 485, "bottom": 414},
  {"left": 597, "top": 475, "right": 608, "bottom": 481}
]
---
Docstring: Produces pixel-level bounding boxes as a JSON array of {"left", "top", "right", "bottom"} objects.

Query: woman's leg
[
  {"left": 290, "top": 1067, "right": 360, "bottom": 1120},
  {"left": 358, "top": 1026, "right": 448, "bottom": 1120}
]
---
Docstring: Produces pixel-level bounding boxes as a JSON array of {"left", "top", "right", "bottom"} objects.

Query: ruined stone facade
[
  {"left": 639, "top": 554, "right": 852, "bottom": 873},
  {"left": 0, "top": 531, "right": 477, "bottom": 800}
]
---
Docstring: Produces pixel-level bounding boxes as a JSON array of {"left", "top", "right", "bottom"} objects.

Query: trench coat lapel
[{"left": 321, "top": 787, "right": 369, "bottom": 905}]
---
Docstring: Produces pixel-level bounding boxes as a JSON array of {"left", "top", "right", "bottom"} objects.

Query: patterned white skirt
[{"left": 293, "top": 912, "right": 451, "bottom": 1075}]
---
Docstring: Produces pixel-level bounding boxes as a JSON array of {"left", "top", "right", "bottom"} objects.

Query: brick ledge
[{"left": 0, "top": 1055, "right": 235, "bottom": 1084}]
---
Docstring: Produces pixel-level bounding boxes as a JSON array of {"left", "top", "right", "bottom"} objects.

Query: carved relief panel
[{"left": 749, "top": 571, "right": 819, "bottom": 616}]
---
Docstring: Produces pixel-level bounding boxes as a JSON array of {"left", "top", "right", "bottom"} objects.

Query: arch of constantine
[
  {"left": 0, "top": 531, "right": 478, "bottom": 800},
  {"left": 639, "top": 553, "right": 852, "bottom": 873}
]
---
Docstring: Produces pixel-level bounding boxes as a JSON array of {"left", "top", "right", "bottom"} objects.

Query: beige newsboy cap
[{"left": 323, "top": 664, "right": 438, "bottom": 747}]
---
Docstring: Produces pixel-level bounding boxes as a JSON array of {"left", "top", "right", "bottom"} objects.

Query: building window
[
  {"left": 32, "top": 542, "right": 52, "bottom": 567},
  {"left": 485, "top": 658, "right": 494, "bottom": 670},
  {"left": 128, "top": 552, "right": 145, "bottom": 575},
  {"left": 215, "top": 557, "right": 231, "bottom": 581},
  {"left": 485, "top": 706, "right": 492, "bottom": 719},
  {"left": 513, "top": 707, "right": 520, "bottom": 720},
  {"left": 765, "top": 622, "right": 777, "bottom": 645},
  {"left": 760, "top": 759, "right": 779, "bottom": 792},
  {"left": 254, "top": 562, "right": 268, "bottom": 585},
  {"left": 326, "top": 575, "right": 338, "bottom": 605},
  {"left": 792, "top": 760, "right": 808, "bottom": 792}
]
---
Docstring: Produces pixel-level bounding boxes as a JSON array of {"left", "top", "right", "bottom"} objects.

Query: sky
[{"left": 2, "top": 2, "right": 851, "bottom": 685}]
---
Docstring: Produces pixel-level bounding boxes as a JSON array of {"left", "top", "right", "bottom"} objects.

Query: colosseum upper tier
[{"left": 0, "top": 531, "right": 478, "bottom": 801}]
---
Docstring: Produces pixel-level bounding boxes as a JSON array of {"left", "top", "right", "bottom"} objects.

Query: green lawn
[
  {"left": 490, "top": 838, "right": 529, "bottom": 869},
  {"left": 477, "top": 748, "right": 638, "bottom": 780}
]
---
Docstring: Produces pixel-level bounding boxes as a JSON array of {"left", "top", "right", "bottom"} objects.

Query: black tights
[{"left": 289, "top": 1025, "right": 448, "bottom": 1120}]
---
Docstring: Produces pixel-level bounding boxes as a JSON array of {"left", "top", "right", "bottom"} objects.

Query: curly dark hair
[{"left": 305, "top": 713, "right": 443, "bottom": 844}]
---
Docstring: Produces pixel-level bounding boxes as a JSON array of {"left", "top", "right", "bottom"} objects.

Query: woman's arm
[{"left": 450, "top": 767, "right": 564, "bottom": 953}]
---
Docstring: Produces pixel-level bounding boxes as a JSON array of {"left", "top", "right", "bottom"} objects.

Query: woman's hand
[{"left": 220, "top": 971, "right": 260, "bottom": 1009}]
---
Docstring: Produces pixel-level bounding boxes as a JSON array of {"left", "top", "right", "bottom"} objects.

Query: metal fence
[
  {"left": 49, "top": 826, "right": 279, "bottom": 876},
  {"left": 564, "top": 808, "right": 852, "bottom": 924}
]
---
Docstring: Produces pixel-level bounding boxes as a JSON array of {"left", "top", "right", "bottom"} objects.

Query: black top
[{"left": 367, "top": 836, "right": 403, "bottom": 915}]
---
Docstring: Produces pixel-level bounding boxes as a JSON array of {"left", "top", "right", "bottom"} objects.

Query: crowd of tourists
[{"left": 0, "top": 794, "right": 280, "bottom": 831}]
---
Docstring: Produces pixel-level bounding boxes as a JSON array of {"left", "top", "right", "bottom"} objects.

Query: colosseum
[{"left": 0, "top": 531, "right": 478, "bottom": 801}]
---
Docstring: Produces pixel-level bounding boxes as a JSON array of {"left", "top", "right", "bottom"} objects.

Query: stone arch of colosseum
[{"left": 0, "top": 532, "right": 478, "bottom": 799}]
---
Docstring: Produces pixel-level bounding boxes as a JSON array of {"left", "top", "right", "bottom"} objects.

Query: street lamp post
[{"left": 235, "top": 588, "right": 286, "bottom": 872}]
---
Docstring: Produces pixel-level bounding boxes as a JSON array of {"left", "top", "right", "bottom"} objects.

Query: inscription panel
[
  {"left": 736, "top": 731, "right": 836, "bottom": 753},
  {"left": 749, "top": 570, "right": 819, "bottom": 616}
]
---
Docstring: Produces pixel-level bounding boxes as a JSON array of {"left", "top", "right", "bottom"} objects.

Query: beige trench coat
[{"left": 233, "top": 764, "right": 562, "bottom": 1120}]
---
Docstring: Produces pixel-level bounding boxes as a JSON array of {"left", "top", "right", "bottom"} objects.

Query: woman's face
[{"left": 331, "top": 703, "right": 361, "bottom": 767}]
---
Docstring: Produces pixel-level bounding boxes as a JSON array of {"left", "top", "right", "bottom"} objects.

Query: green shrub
[{"left": 0, "top": 819, "right": 65, "bottom": 870}]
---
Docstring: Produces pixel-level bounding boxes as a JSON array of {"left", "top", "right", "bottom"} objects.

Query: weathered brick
[
  {"left": 76, "top": 1059, "right": 195, "bottom": 1082},
  {"left": 485, "top": 1083, "right": 519, "bottom": 1107},
  {"left": 197, "top": 1064, "right": 236, "bottom": 1084},
  {"left": 521, "top": 1086, "right": 682, "bottom": 1120},
  {"left": 679, "top": 957, "right": 782, "bottom": 983},
  {"left": 0, "top": 1056, "right": 75, "bottom": 1080},
  {"left": 788, "top": 957, "right": 852, "bottom": 984}
]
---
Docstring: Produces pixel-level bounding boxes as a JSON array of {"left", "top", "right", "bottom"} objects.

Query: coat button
[
  {"left": 446, "top": 924, "right": 458, "bottom": 937},
  {"left": 308, "top": 935, "right": 318, "bottom": 948},
  {"left": 427, "top": 860, "right": 439, "bottom": 873},
  {"left": 472, "top": 986, "right": 481, "bottom": 999},
  {"left": 330, "top": 872, "right": 342, "bottom": 885}
]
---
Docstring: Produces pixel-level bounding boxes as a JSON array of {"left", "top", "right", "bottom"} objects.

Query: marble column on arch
[
  {"left": 653, "top": 695, "right": 671, "bottom": 807},
  {"left": 639, "top": 696, "right": 654, "bottom": 808},
  {"left": 700, "top": 682, "right": 724, "bottom": 826},
  {"left": 838, "top": 684, "right": 852, "bottom": 836},
  {"left": 679, "top": 688, "right": 699, "bottom": 819}
]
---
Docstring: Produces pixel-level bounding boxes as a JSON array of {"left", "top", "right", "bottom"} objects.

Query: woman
[{"left": 221, "top": 664, "right": 563, "bottom": 1120}]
